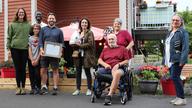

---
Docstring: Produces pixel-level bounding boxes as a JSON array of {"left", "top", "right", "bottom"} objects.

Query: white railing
[{"left": 134, "top": 5, "right": 174, "bottom": 29}]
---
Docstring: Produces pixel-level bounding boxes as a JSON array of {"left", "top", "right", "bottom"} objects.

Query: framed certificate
[{"left": 44, "top": 41, "right": 62, "bottom": 58}]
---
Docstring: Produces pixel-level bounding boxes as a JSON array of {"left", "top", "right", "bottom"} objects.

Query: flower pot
[
  {"left": 139, "top": 80, "right": 159, "bottom": 94},
  {"left": 67, "top": 74, "right": 76, "bottom": 78},
  {"left": 59, "top": 72, "right": 64, "bottom": 78},
  {"left": 48, "top": 71, "right": 53, "bottom": 78},
  {"left": 160, "top": 79, "right": 176, "bottom": 96},
  {"left": 48, "top": 71, "right": 64, "bottom": 78},
  {"left": 0, "top": 67, "right": 15, "bottom": 78}
]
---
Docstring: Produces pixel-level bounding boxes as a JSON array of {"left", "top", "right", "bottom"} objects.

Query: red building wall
[
  {"left": 55, "top": 0, "right": 119, "bottom": 28},
  {"left": 8, "top": 0, "right": 31, "bottom": 23},
  {"left": 37, "top": 0, "right": 119, "bottom": 28},
  {"left": 37, "top": 0, "right": 56, "bottom": 24},
  {"left": 0, "top": 0, "right": 120, "bottom": 61},
  {"left": 0, "top": 0, "right": 4, "bottom": 61}
]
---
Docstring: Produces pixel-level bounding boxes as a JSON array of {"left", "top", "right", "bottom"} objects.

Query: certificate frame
[{"left": 44, "top": 41, "right": 62, "bottom": 58}]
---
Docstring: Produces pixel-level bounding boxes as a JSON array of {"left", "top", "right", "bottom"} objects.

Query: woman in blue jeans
[{"left": 162, "top": 14, "right": 189, "bottom": 106}]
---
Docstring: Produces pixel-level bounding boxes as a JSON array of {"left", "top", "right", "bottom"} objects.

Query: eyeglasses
[{"left": 172, "top": 19, "right": 180, "bottom": 22}]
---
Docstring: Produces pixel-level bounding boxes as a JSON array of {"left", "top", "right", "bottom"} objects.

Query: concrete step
[{"left": 0, "top": 77, "right": 89, "bottom": 93}]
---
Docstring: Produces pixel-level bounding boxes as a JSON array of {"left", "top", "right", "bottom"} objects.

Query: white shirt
[
  {"left": 32, "top": 21, "right": 47, "bottom": 28},
  {"left": 69, "top": 31, "right": 80, "bottom": 45},
  {"left": 165, "top": 32, "right": 174, "bottom": 68}
]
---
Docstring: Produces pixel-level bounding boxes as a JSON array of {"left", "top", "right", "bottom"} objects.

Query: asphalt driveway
[{"left": 0, "top": 90, "right": 191, "bottom": 108}]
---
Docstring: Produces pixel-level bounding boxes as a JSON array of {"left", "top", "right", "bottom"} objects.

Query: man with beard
[
  {"left": 39, "top": 13, "right": 64, "bottom": 95},
  {"left": 98, "top": 34, "right": 130, "bottom": 105}
]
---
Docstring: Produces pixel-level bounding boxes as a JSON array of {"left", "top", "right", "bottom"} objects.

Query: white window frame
[{"left": 0, "top": 0, "right": 2, "bottom": 13}]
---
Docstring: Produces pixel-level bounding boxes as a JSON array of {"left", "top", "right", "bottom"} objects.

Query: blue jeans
[{"left": 170, "top": 63, "right": 184, "bottom": 99}]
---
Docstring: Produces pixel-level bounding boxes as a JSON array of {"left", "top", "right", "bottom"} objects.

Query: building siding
[
  {"left": 0, "top": 0, "right": 120, "bottom": 61},
  {"left": 55, "top": 0, "right": 119, "bottom": 28},
  {"left": 0, "top": 0, "right": 32, "bottom": 61},
  {"left": 8, "top": 0, "right": 31, "bottom": 23},
  {"left": 37, "top": 0, "right": 56, "bottom": 24},
  {"left": 0, "top": 0, "right": 4, "bottom": 61}
]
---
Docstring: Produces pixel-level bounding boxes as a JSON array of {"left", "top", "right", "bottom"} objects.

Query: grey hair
[
  {"left": 172, "top": 14, "right": 185, "bottom": 28},
  {"left": 113, "top": 18, "right": 122, "bottom": 25},
  {"left": 107, "top": 33, "right": 117, "bottom": 40}
]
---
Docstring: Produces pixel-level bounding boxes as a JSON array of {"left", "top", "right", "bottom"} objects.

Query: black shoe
[
  {"left": 40, "top": 87, "right": 48, "bottom": 95},
  {"left": 52, "top": 88, "right": 58, "bottom": 95},
  {"left": 29, "top": 89, "right": 35, "bottom": 95},
  {"left": 104, "top": 95, "right": 112, "bottom": 105},
  {"left": 33, "top": 88, "right": 39, "bottom": 95}
]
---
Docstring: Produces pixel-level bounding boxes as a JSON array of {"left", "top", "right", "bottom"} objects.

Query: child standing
[{"left": 28, "top": 24, "right": 41, "bottom": 94}]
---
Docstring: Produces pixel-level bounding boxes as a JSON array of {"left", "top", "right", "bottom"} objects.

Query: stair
[
  {"left": 182, "top": 64, "right": 192, "bottom": 78},
  {"left": 0, "top": 77, "right": 89, "bottom": 93}
]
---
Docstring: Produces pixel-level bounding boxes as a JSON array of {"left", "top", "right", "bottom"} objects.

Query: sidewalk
[{"left": 0, "top": 90, "right": 191, "bottom": 108}]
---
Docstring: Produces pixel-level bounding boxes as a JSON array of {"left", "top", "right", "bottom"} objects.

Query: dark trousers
[
  {"left": 170, "top": 63, "right": 184, "bottom": 99},
  {"left": 76, "top": 57, "right": 92, "bottom": 90},
  {"left": 11, "top": 48, "right": 28, "bottom": 88},
  {"left": 28, "top": 59, "right": 41, "bottom": 90}
]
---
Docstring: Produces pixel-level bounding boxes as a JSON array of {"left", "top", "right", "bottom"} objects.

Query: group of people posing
[
  {"left": 6, "top": 7, "right": 189, "bottom": 106},
  {"left": 7, "top": 8, "right": 134, "bottom": 97}
]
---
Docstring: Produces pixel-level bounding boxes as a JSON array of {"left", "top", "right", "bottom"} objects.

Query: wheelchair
[{"left": 91, "top": 65, "right": 133, "bottom": 105}]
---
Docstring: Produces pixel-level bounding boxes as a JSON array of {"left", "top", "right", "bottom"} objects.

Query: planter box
[
  {"left": 48, "top": 71, "right": 64, "bottom": 78},
  {"left": 139, "top": 80, "right": 159, "bottom": 94},
  {"left": 160, "top": 79, "right": 176, "bottom": 96},
  {"left": 0, "top": 68, "right": 15, "bottom": 78},
  {"left": 66, "top": 74, "right": 76, "bottom": 78},
  {"left": 59, "top": 72, "right": 64, "bottom": 78}
]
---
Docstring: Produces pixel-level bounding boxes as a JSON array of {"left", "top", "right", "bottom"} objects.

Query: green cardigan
[{"left": 7, "top": 21, "right": 31, "bottom": 50}]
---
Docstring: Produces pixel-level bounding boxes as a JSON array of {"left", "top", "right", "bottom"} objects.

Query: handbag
[{"left": 72, "top": 50, "right": 79, "bottom": 58}]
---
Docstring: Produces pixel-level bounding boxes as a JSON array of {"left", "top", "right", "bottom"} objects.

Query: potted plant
[
  {"left": 48, "top": 57, "right": 67, "bottom": 78},
  {"left": 136, "top": 65, "right": 160, "bottom": 94},
  {"left": 59, "top": 57, "right": 67, "bottom": 78},
  {"left": 188, "top": 77, "right": 192, "bottom": 91},
  {"left": 66, "top": 67, "right": 76, "bottom": 78},
  {"left": 0, "top": 60, "right": 15, "bottom": 78},
  {"left": 159, "top": 66, "right": 186, "bottom": 96}
]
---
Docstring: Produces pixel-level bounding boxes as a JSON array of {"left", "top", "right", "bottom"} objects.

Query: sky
[{"left": 145, "top": 0, "right": 192, "bottom": 12}]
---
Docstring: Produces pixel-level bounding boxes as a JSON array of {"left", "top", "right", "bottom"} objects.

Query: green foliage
[
  {"left": 67, "top": 67, "right": 76, "bottom": 75},
  {"left": 59, "top": 57, "right": 67, "bottom": 72},
  {"left": 188, "top": 58, "right": 192, "bottom": 64},
  {"left": 142, "top": 40, "right": 163, "bottom": 56},
  {"left": 185, "top": 77, "right": 192, "bottom": 84},
  {"left": 140, "top": 70, "right": 159, "bottom": 80},
  {"left": 179, "top": 11, "right": 192, "bottom": 52},
  {"left": 0, "top": 60, "right": 14, "bottom": 68}
]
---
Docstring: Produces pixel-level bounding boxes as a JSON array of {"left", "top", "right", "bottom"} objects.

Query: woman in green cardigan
[{"left": 7, "top": 8, "right": 31, "bottom": 95}]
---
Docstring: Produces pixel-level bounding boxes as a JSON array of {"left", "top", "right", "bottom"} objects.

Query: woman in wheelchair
[{"left": 96, "top": 34, "right": 130, "bottom": 105}]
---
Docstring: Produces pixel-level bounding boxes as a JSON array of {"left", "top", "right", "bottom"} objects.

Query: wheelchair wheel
[
  {"left": 95, "top": 88, "right": 102, "bottom": 98},
  {"left": 120, "top": 92, "right": 127, "bottom": 105},
  {"left": 91, "top": 94, "right": 95, "bottom": 103},
  {"left": 127, "top": 72, "right": 133, "bottom": 101}
]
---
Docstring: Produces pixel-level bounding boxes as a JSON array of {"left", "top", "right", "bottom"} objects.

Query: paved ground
[{"left": 0, "top": 90, "right": 191, "bottom": 108}]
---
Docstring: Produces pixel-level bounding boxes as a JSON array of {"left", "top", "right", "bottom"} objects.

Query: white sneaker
[
  {"left": 72, "top": 89, "right": 80, "bottom": 96},
  {"left": 170, "top": 97, "right": 179, "bottom": 104},
  {"left": 174, "top": 98, "right": 187, "bottom": 106},
  {"left": 86, "top": 89, "right": 92, "bottom": 96}
]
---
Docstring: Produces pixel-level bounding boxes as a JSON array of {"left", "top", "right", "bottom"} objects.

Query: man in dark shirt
[
  {"left": 98, "top": 34, "right": 129, "bottom": 105},
  {"left": 39, "top": 12, "right": 64, "bottom": 95}
]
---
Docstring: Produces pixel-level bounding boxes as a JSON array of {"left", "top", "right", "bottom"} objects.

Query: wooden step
[
  {"left": 0, "top": 77, "right": 89, "bottom": 93},
  {"left": 181, "top": 64, "right": 192, "bottom": 78}
]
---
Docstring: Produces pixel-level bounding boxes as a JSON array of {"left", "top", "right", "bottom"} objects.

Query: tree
[{"left": 179, "top": 11, "right": 192, "bottom": 52}]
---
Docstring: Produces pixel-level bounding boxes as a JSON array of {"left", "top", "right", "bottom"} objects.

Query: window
[{"left": 0, "top": 0, "right": 2, "bottom": 13}]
